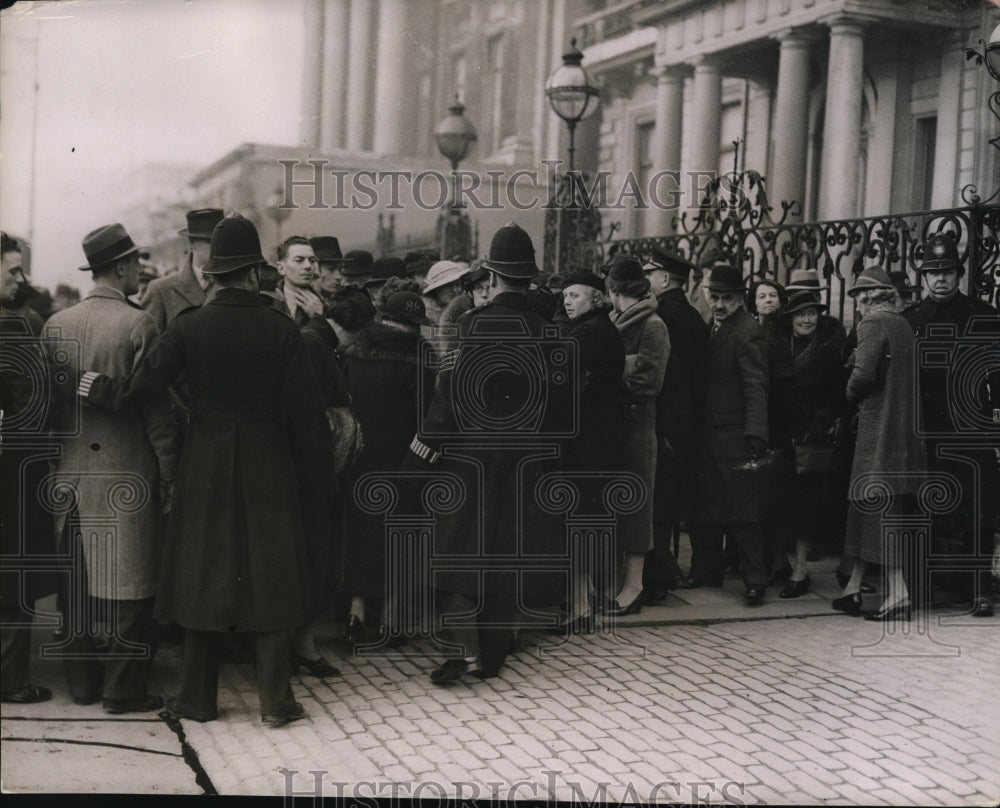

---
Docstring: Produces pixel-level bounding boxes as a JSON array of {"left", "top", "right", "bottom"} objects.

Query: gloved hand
[{"left": 745, "top": 436, "right": 768, "bottom": 460}]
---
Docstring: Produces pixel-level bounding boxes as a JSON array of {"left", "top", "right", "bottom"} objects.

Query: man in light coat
[{"left": 46, "top": 223, "right": 177, "bottom": 713}]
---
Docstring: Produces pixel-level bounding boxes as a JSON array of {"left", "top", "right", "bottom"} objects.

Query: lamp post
[
  {"left": 265, "top": 187, "right": 292, "bottom": 248},
  {"left": 434, "top": 97, "right": 478, "bottom": 260},
  {"left": 544, "top": 39, "right": 601, "bottom": 273}
]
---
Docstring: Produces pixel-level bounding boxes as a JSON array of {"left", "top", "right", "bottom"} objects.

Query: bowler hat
[
  {"left": 782, "top": 290, "right": 827, "bottom": 317},
  {"left": 382, "top": 291, "right": 433, "bottom": 327},
  {"left": 78, "top": 223, "right": 140, "bottom": 271},
  {"left": 848, "top": 266, "right": 895, "bottom": 297},
  {"left": 310, "top": 236, "right": 348, "bottom": 264},
  {"left": 178, "top": 208, "right": 225, "bottom": 240},
  {"left": 402, "top": 250, "right": 437, "bottom": 277},
  {"left": 481, "top": 223, "right": 538, "bottom": 279},
  {"left": 919, "top": 233, "right": 962, "bottom": 273},
  {"left": 342, "top": 250, "right": 374, "bottom": 277},
  {"left": 203, "top": 214, "right": 266, "bottom": 275},
  {"left": 785, "top": 268, "right": 828, "bottom": 291},
  {"left": 365, "top": 256, "right": 406, "bottom": 288},
  {"left": 562, "top": 270, "right": 605, "bottom": 294},
  {"left": 424, "top": 260, "right": 470, "bottom": 294},
  {"left": 643, "top": 247, "right": 695, "bottom": 278},
  {"left": 889, "top": 270, "right": 922, "bottom": 294},
  {"left": 706, "top": 264, "right": 745, "bottom": 294}
]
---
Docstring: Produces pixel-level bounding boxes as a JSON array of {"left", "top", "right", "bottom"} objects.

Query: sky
[{"left": 1, "top": 0, "right": 308, "bottom": 291}]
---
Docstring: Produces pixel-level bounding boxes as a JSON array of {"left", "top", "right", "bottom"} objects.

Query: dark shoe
[
  {"left": 547, "top": 612, "right": 595, "bottom": 636},
  {"left": 430, "top": 658, "right": 480, "bottom": 685},
  {"left": 346, "top": 615, "right": 365, "bottom": 645},
  {"left": 643, "top": 585, "right": 671, "bottom": 602},
  {"left": 261, "top": 701, "right": 305, "bottom": 729},
  {"left": 863, "top": 603, "right": 912, "bottom": 622},
  {"left": 836, "top": 572, "right": 876, "bottom": 593},
  {"left": 779, "top": 576, "right": 811, "bottom": 599},
  {"left": 165, "top": 697, "right": 217, "bottom": 723},
  {"left": 679, "top": 576, "right": 723, "bottom": 589},
  {"left": 832, "top": 593, "right": 863, "bottom": 614},
  {"left": 1, "top": 685, "right": 52, "bottom": 704},
  {"left": 73, "top": 696, "right": 100, "bottom": 706},
  {"left": 605, "top": 592, "right": 644, "bottom": 617},
  {"left": 972, "top": 597, "right": 995, "bottom": 617},
  {"left": 290, "top": 652, "right": 341, "bottom": 677},
  {"left": 767, "top": 565, "right": 792, "bottom": 587},
  {"left": 102, "top": 694, "right": 164, "bottom": 714},
  {"left": 744, "top": 586, "right": 765, "bottom": 606}
]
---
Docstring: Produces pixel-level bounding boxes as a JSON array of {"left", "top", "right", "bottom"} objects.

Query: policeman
[{"left": 903, "top": 233, "right": 1000, "bottom": 616}]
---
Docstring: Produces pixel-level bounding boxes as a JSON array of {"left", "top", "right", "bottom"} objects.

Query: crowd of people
[{"left": 1, "top": 209, "right": 998, "bottom": 727}]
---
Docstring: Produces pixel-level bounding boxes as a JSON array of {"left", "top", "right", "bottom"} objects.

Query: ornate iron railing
[{"left": 573, "top": 170, "right": 1000, "bottom": 319}]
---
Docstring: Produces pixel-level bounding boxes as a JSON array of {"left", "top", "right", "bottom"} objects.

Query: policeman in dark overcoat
[
  {"left": 902, "top": 233, "right": 1000, "bottom": 615},
  {"left": 77, "top": 215, "right": 334, "bottom": 726},
  {"left": 405, "top": 223, "right": 567, "bottom": 683},
  {"left": 641, "top": 248, "right": 709, "bottom": 598}
]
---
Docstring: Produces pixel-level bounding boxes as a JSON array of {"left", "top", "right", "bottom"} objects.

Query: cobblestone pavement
[{"left": 4, "top": 581, "right": 997, "bottom": 804}]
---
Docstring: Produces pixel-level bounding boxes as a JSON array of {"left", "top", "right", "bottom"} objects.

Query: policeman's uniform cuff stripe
[
  {"left": 78, "top": 371, "right": 100, "bottom": 398},
  {"left": 409, "top": 437, "right": 440, "bottom": 464}
]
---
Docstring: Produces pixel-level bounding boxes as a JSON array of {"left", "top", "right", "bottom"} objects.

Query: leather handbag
[{"left": 793, "top": 440, "right": 838, "bottom": 475}]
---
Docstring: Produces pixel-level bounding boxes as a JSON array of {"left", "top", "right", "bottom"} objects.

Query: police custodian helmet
[{"left": 480, "top": 222, "right": 538, "bottom": 280}]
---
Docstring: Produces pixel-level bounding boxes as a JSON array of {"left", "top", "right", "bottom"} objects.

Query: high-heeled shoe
[
  {"left": 836, "top": 572, "right": 876, "bottom": 593},
  {"left": 346, "top": 614, "right": 365, "bottom": 644},
  {"left": 863, "top": 602, "right": 911, "bottom": 622},
  {"left": 605, "top": 592, "right": 644, "bottom": 617},
  {"left": 832, "top": 592, "right": 863, "bottom": 615},
  {"left": 779, "top": 575, "right": 811, "bottom": 599},
  {"left": 290, "top": 652, "right": 341, "bottom": 677}
]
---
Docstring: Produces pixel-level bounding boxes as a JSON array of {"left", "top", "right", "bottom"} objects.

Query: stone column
[
  {"left": 650, "top": 65, "right": 685, "bottom": 234},
  {"left": 770, "top": 29, "right": 813, "bottom": 219},
  {"left": 687, "top": 58, "right": 722, "bottom": 184},
  {"left": 320, "top": 0, "right": 349, "bottom": 152},
  {"left": 346, "top": 0, "right": 375, "bottom": 151},
  {"left": 819, "top": 18, "right": 866, "bottom": 220},
  {"left": 299, "top": 0, "right": 324, "bottom": 148},
  {"left": 372, "top": 0, "right": 408, "bottom": 155}
]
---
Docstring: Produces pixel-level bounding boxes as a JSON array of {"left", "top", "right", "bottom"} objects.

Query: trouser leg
[
  {"left": 644, "top": 521, "right": 683, "bottom": 589},
  {"left": 177, "top": 629, "right": 221, "bottom": 718},
  {"left": 255, "top": 629, "right": 294, "bottom": 717},
  {"left": 477, "top": 587, "right": 515, "bottom": 678},
  {"left": 60, "top": 566, "right": 102, "bottom": 701},
  {"left": 733, "top": 521, "right": 767, "bottom": 588},
  {"left": 0, "top": 610, "right": 31, "bottom": 693},
  {"left": 102, "top": 598, "right": 155, "bottom": 700},
  {"left": 688, "top": 523, "right": 724, "bottom": 583},
  {"left": 437, "top": 590, "right": 479, "bottom": 660}
]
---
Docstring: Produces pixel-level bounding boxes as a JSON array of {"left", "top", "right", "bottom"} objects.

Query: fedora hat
[
  {"left": 382, "top": 291, "right": 433, "bottom": 327},
  {"left": 310, "top": 236, "right": 348, "bottom": 264},
  {"left": 919, "top": 233, "right": 962, "bottom": 274},
  {"left": 78, "top": 223, "right": 140, "bottom": 271},
  {"left": 178, "top": 208, "right": 225, "bottom": 240},
  {"left": 481, "top": 223, "right": 538, "bottom": 279},
  {"left": 785, "top": 268, "right": 828, "bottom": 291},
  {"left": 203, "top": 214, "right": 265, "bottom": 275},
  {"left": 706, "top": 264, "right": 745, "bottom": 294},
  {"left": 848, "top": 266, "right": 895, "bottom": 297},
  {"left": 782, "top": 290, "right": 827, "bottom": 317},
  {"left": 889, "top": 270, "right": 922, "bottom": 294},
  {"left": 423, "top": 260, "right": 470, "bottom": 294},
  {"left": 364, "top": 256, "right": 406, "bottom": 288},
  {"left": 342, "top": 250, "right": 374, "bottom": 277},
  {"left": 643, "top": 247, "right": 695, "bottom": 278}
]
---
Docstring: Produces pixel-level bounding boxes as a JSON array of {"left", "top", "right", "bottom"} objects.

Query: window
[
  {"left": 634, "top": 120, "right": 655, "bottom": 236},
  {"left": 912, "top": 116, "right": 937, "bottom": 211},
  {"left": 486, "top": 32, "right": 518, "bottom": 152}
]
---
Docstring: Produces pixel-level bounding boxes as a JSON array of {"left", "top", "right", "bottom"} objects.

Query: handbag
[
  {"left": 793, "top": 440, "right": 838, "bottom": 475},
  {"left": 730, "top": 449, "right": 782, "bottom": 522}
]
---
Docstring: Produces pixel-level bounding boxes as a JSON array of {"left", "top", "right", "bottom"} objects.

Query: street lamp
[
  {"left": 434, "top": 97, "right": 478, "bottom": 259},
  {"left": 265, "top": 187, "right": 292, "bottom": 247},
  {"left": 545, "top": 38, "right": 600, "bottom": 173}
]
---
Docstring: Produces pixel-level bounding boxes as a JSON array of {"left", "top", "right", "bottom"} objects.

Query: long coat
[
  {"left": 142, "top": 256, "right": 207, "bottom": 332},
  {"left": 45, "top": 287, "right": 177, "bottom": 600},
  {"left": 695, "top": 307, "right": 769, "bottom": 523},
  {"left": 340, "top": 323, "right": 435, "bottom": 598},
  {"left": 83, "top": 288, "right": 333, "bottom": 632},
  {"left": 612, "top": 297, "right": 669, "bottom": 553},
  {"left": 653, "top": 287, "right": 709, "bottom": 522}
]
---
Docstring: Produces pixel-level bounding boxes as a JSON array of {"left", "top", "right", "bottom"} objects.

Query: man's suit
[
  {"left": 141, "top": 256, "right": 207, "bottom": 332},
  {"left": 46, "top": 286, "right": 177, "bottom": 702},
  {"left": 690, "top": 306, "right": 769, "bottom": 587}
]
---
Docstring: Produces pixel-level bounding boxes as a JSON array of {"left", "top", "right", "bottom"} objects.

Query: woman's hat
[
  {"left": 423, "top": 260, "right": 470, "bottom": 294},
  {"left": 481, "top": 223, "right": 538, "bottom": 279},
  {"left": 782, "top": 290, "right": 827, "bottom": 317},
  {"left": 706, "top": 264, "right": 745, "bottom": 293},
  {"left": 889, "top": 270, "right": 922, "bottom": 294},
  {"left": 561, "top": 270, "right": 605, "bottom": 293},
  {"left": 785, "top": 268, "right": 828, "bottom": 291},
  {"left": 178, "top": 208, "right": 225, "bottom": 240},
  {"left": 78, "top": 223, "right": 140, "bottom": 271},
  {"left": 848, "top": 266, "right": 895, "bottom": 297},
  {"left": 402, "top": 250, "right": 437, "bottom": 277},
  {"left": 382, "top": 291, "right": 433, "bottom": 326},
  {"left": 203, "top": 214, "right": 266, "bottom": 275}
]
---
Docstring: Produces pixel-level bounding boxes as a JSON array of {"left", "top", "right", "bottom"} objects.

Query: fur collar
[{"left": 344, "top": 322, "right": 421, "bottom": 363}]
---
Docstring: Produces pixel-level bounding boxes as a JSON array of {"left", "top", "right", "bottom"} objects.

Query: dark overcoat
[
  {"left": 340, "top": 323, "right": 435, "bottom": 598},
  {"left": 653, "top": 288, "right": 709, "bottom": 521},
  {"left": 612, "top": 297, "right": 669, "bottom": 553},
  {"left": 142, "top": 255, "right": 206, "bottom": 332},
  {"left": 83, "top": 288, "right": 334, "bottom": 632},
  {"left": 695, "top": 307, "right": 769, "bottom": 523}
]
